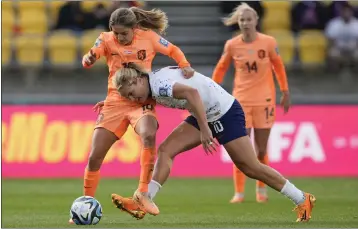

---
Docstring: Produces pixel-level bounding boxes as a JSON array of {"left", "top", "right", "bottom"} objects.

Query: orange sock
[
  {"left": 138, "top": 147, "right": 156, "bottom": 192},
  {"left": 233, "top": 164, "right": 246, "bottom": 194},
  {"left": 83, "top": 168, "right": 100, "bottom": 197},
  {"left": 256, "top": 154, "right": 269, "bottom": 189}
]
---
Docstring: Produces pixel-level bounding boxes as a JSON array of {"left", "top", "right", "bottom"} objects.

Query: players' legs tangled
[
  {"left": 132, "top": 114, "right": 160, "bottom": 215},
  {"left": 224, "top": 135, "right": 315, "bottom": 222},
  {"left": 149, "top": 121, "right": 201, "bottom": 198}
]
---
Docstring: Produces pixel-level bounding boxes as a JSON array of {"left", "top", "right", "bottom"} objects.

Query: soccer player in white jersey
[{"left": 111, "top": 63, "right": 316, "bottom": 222}]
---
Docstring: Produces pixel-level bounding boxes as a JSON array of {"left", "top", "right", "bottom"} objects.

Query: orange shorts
[
  {"left": 95, "top": 100, "right": 157, "bottom": 138},
  {"left": 242, "top": 105, "right": 275, "bottom": 129}
]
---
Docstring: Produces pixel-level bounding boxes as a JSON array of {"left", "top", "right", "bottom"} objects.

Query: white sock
[
  {"left": 280, "top": 180, "right": 306, "bottom": 205},
  {"left": 234, "top": 192, "right": 244, "bottom": 198},
  {"left": 148, "top": 180, "right": 161, "bottom": 200}
]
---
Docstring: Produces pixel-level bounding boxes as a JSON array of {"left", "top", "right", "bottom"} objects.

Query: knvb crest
[{"left": 137, "top": 50, "right": 146, "bottom": 61}]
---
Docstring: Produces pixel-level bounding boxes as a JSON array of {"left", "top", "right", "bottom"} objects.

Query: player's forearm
[
  {"left": 168, "top": 45, "right": 191, "bottom": 68},
  {"left": 186, "top": 90, "right": 209, "bottom": 130},
  {"left": 212, "top": 58, "right": 230, "bottom": 84},
  {"left": 272, "top": 58, "right": 289, "bottom": 92}
]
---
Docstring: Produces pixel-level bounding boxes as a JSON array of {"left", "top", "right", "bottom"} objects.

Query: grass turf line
[{"left": 2, "top": 178, "right": 358, "bottom": 228}]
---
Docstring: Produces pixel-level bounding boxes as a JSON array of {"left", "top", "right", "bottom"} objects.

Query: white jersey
[{"left": 149, "top": 66, "right": 235, "bottom": 122}]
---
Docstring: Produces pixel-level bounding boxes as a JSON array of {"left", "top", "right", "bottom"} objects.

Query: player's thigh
[
  {"left": 128, "top": 103, "right": 158, "bottom": 133},
  {"left": 90, "top": 127, "right": 118, "bottom": 161},
  {"left": 92, "top": 102, "right": 130, "bottom": 162},
  {"left": 95, "top": 102, "right": 132, "bottom": 139},
  {"left": 224, "top": 135, "right": 260, "bottom": 173},
  {"left": 159, "top": 120, "right": 201, "bottom": 159},
  {"left": 241, "top": 105, "right": 253, "bottom": 129}
]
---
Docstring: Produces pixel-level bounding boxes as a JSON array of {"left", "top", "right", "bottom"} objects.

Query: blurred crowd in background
[{"left": 2, "top": 1, "right": 358, "bottom": 103}]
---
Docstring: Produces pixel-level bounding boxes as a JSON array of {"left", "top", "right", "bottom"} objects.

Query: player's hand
[
  {"left": 83, "top": 49, "right": 97, "bottom": 66},
  {"left": 200, "top": 126, "right": 218, "bottom": 155},
  {"left": 181, "top": 66, "right": 195, "bottom": 78},
  {"left": 93, "top": 100, "right": 104, "bottom": 114},
  {"left": 280, "top": 91, "right": 290, "bottom": 114}
]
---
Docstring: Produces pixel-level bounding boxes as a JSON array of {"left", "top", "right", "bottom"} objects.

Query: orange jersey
[
  {"left": 212, "top": 33, "right": 288, "bottom": 106},
  {"left": 83, "top": 29, "right": 191, "bottom": 104}
]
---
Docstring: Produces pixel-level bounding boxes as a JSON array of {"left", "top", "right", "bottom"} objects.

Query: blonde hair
[
  {"left": 222, "top": 3, "right": 259, "bottom": 26},
  {"left": 109, "top": 7, "right": 169, "bottom": 35},
  {"left": 113, "top": 63, "right": 149, "bottom": 91}
]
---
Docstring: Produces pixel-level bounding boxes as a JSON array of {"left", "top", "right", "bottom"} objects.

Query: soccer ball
[{"left": 70, "top": 196, "right": 102, "bottom": 225}]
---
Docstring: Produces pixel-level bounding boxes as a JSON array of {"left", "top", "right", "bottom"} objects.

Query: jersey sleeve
[
  {"left": 212, "top": 40, "right": 232, "bottom": 84},
  {"left": 82, "top": 33, "right": 107, "bottom": 68},
  {"left": 151, "top": 76, "right": 176, "bottom": 98},
  {"left": 268, "top": 38, "right": 289, "bottom": 92},
  {"left": 149, "top": 31, "right": 191, "bottom": 68}
]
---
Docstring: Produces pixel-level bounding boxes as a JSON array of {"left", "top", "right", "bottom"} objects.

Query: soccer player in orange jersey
[
  {"left": 212, "top": 3, "right": 291, "bottom": 204},
  {"left": 76, "top": 7, "right": 194, "bottom": 221}
]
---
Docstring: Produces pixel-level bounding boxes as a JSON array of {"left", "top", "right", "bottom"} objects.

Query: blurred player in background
[
  {"left": 78, "top": 6, "right": 194, "bottom": 221},
  {"left": 212, "top": 3, "right": 290, "bottom": 204},
  {"left": 112, "top": 63, "right": 315, "bottom": 223}
]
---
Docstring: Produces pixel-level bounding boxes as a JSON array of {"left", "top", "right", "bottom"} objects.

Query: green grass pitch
[{"left": 3, "top": 178, "right": 358, "bottom": 228}]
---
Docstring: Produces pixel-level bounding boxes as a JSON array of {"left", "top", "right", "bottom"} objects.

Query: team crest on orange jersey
[
  {"left": 137, "top": 50, "right": 146, "bottom": 61},
  {"left": 258, "top": 49, "right": 266, "bottom": 59},
  {"left": 96, "top": 113, "right": 104, "bottom": 125}
]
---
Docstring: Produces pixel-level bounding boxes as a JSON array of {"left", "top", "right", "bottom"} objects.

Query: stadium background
[{"left": 2, "top": 1, "right": 358, "bottom": 228}]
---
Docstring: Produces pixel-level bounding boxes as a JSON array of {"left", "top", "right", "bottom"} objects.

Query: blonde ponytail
[{"left": 222, "top": 3, "right": 258, "bottom": 26}]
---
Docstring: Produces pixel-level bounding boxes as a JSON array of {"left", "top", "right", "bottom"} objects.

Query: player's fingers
[
  {"left": 203, "top": 144, "right": 209, "bottom": 155},
  {"left": 89, "top": 55, "right": 96, "bottom": 61},
  {"left": 209, "top": 142, "right": 218, "bottom": 153},
  {"left": 204, "top": 143, "right": 212, "bottom": 155},
  {"left": 208, "top": 145, "right": 216, "bottom": 154},
  {"left": 90, "top": 49, "right": 96, "bottom": 58},
  {"left": 207, "top": 140, "right": 216, "bottom": 154},
  {"left": 84, "top": 56, "right": 92, "bottom": 65},
  {"left": 213, "top": 139, "right": 219, "bottom": 147}
]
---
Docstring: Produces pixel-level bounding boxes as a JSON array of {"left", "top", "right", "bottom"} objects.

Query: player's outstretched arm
[
  {"left": 150, "top": 31, "right": 194, "bottom": 78},
  {"left": 82, "top": 33, "right": 107, "bottom": 68},
  {"left": 172, "top": 83, "right": 217, "bottom": 154},
  {"left": 212, "top": 40, "right": 232, "bottom": 84}
]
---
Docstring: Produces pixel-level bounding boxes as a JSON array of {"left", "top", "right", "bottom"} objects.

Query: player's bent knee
[
  {"left": 87, "top": 153, "right": 105, "bottom": 171},
  {"left": 239, "top": 162, "right": 261, "bottom": 180},
  {"left": 140, "top": 131, "right": 156, "bottom": 147},
  {"left": 158, "top": 143, "right": 176, "bottom": 160}
]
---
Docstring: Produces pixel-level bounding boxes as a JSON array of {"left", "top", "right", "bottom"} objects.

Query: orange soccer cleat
[
  {"left": 133, "top": 190, "right": 160, "bottom": 216},
  {"left": 111, "top": 193, "right": 146, "bottom": 220},
  {"left": 293, "top": 193, "right": 316, "bottom": 222}
]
